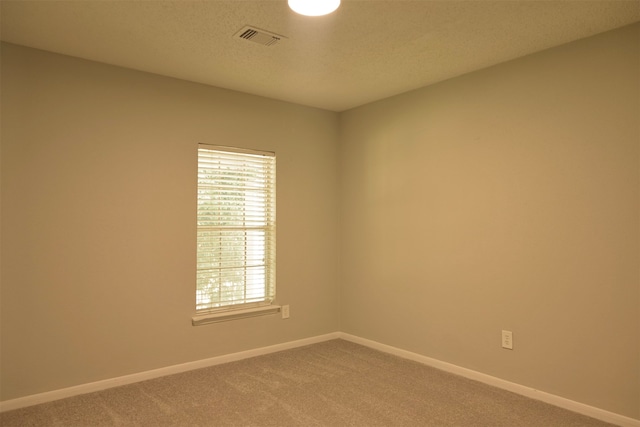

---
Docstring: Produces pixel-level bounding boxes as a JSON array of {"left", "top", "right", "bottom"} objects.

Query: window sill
[{"left": 192, "top": 305, "right": 281, "bottom": 326}]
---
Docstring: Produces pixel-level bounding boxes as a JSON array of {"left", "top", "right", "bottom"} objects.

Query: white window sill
[{"left": 192, "top": 305, "right": 281, "bottom": 326}]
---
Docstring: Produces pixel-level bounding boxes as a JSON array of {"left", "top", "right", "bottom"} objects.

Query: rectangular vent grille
[{"left": 235, "top": 26, "right": 286, "bottom": 47}]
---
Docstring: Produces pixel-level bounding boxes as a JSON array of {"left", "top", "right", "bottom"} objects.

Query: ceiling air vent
[{"left": 235, "top": 26, "right": 286, "bottom": 47}]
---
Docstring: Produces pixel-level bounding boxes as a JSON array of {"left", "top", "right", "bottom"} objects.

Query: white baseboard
[
  {"left": 2, "top": 331, "right": 638, "bottom": 427},
  {"left": 338, "top": 332, "right": 640, "bottom": 427},
  {"left": 0, "top": 332, "right": 340, "bottom": 413}
]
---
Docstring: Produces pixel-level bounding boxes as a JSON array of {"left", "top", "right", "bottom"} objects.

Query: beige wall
[
  {"left": 0, "top": 43, "right": 341, "bottom": 400},
  {"left": 2, "top": 23, "right": 639, "bottom": 420},
  {"left": 339, "top": 23, "right": 639, "bottom": 419}
]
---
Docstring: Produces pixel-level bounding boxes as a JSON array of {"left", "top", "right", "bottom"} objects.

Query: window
[{"left": 196, "top": 144, "right": 276, "bottom": 317}]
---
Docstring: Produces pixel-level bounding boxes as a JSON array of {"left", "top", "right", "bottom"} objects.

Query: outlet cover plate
[{"left": 502, "top": 330, "right": 513, "bottom": 350}]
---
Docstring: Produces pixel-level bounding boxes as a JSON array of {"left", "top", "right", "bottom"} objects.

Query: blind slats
[{"left": 196, "top": 144, "right": 276, "bottom": 312}]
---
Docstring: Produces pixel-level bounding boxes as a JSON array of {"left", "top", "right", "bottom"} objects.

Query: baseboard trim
[
  {"left": 338, "top": 333, "right": 640, "bottom": 427},
  {"left": 2, "top": 331, "right": 638, "bottom": 427},
  {"left": 0, "top": 332, "right": 340, "bottom": 413}
]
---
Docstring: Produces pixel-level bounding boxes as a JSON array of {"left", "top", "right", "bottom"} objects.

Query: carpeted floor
[{"left": 0, "top": 339, "right": 618, "bottom": 426}]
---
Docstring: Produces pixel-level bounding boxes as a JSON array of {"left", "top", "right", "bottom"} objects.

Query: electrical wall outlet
[
  {"left": 281, "top": 305, "right": 290, "bottom": 319},
  {"left": 502, "top": 330, "right": 513, "bottom": 350}
]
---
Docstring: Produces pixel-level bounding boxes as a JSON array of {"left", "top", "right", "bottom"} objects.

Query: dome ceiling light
[{"left": 288, "top": 0, "right": 341, "bottom": 17}]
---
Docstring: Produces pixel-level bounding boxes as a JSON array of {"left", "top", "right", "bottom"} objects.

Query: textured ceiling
[{"left": 1, "top": 0, "right": 639, "bottom": 112}]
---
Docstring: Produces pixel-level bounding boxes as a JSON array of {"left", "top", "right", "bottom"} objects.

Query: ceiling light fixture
[{"left": 288, "top": 0, "right": 341, "bottom": 16}]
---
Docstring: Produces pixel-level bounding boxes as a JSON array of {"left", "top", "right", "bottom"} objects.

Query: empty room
[{"left": 1, "top": 1, "right": 639, "bottom": 426}]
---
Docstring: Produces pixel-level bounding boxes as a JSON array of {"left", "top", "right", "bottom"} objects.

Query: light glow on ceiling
[{"left": 288, "top": 0, "right": 341, "bottom": 17}]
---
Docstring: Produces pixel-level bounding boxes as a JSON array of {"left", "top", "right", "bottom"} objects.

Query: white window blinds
[{"left": 196, "top": 144, "right": 276, "bottom": 312}]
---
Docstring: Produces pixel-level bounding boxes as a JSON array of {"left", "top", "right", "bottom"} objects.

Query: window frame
[{"left": 193, "top": 144, "right": 277, "bottom": 324}]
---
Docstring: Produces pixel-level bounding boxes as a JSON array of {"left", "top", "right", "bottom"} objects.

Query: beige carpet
[{"left": 0, "top": 339, "right": 618, "bottom": 426}]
